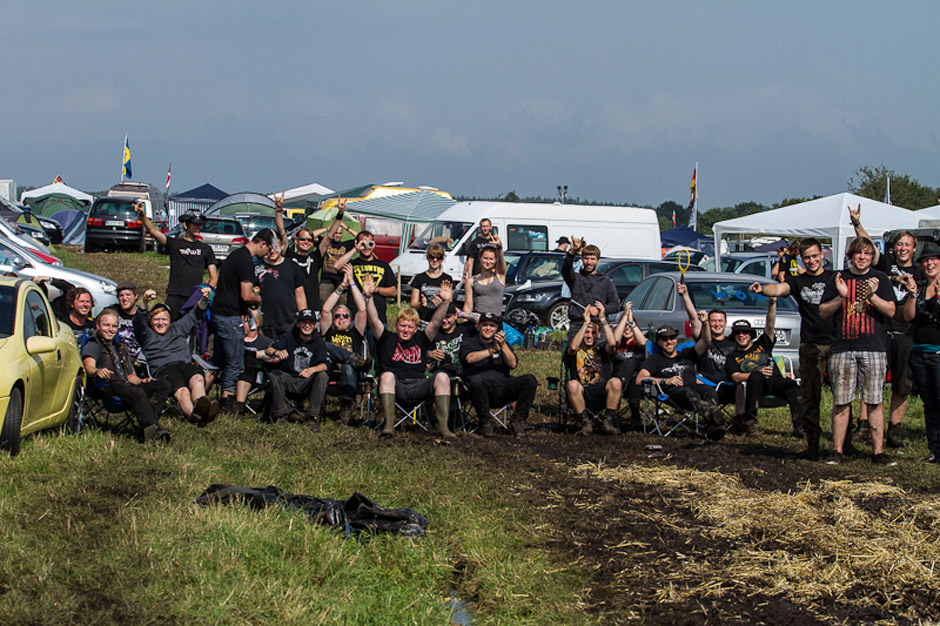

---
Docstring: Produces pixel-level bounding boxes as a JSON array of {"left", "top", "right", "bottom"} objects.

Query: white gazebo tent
[{"left": 713, "top": 193, "right": 921, "bottom": 269}]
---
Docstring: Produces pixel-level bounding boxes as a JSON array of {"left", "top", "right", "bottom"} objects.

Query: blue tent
[{"left": 661, "top": 226, "right": 709, "bottom": 248}]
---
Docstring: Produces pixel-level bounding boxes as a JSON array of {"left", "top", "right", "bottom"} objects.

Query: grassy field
[{"left": 2, "top": 246, "right": 939, "bottom": 624}]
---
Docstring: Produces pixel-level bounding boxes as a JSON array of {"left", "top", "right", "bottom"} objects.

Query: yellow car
[{"left": 0, "top": 276, "right": 85, "bottom": 455}]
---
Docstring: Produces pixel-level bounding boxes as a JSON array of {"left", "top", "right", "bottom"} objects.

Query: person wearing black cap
[
  {"left": 636, "top": 284, "right": 728, "bottom": 440},
  {"left": 320, "top": 265, "right": 369, "bottom": 424},
  {"left": 900, "top": 241, "right": 940, "bottom": 463},
  {"left": 566, "top": 300, "right": 620, "bottom": 435},
  {"left": 554, "top": 236, "right": 570, "bottom": 252},
  {"left": 264, "top": 308, "right": 330, "bottom": 431},
  {"left": 138, "top": 205, "right": 218, "bottom": 320},
  {"left": 428, "top": 302, "right": 470, "bottom": 376},
  {"left": 460, "top": 312, "right": 537, "bottom": 436},
  {"left": 212, "top": 228, "right": 275, "bottom": 408},
  {"left": 363, "top": 275, "right": 455, "bottom": 438},
  {"left": 725, "top": 312, "right": 801, "bottom": 436}
]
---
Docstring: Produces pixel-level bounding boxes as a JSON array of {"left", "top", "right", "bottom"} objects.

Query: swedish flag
[{"left": 122, "top": 134, "right": 132, "bottom": 180}]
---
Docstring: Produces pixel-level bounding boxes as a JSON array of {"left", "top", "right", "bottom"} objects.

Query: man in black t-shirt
[
  {"left": 428, "top": 304, "right": 470, "bottom": 375},
  {"left": 140, "top": 207, "right": 218, "bottom": 320},
  {"left": 460, "top": 312, "right": 537, "bottom": 436},
  {"left": 334, "top": 230, "right": 397, "bottom": 324},
  {"left": 462, "top": 218, "right": 501, "bottom": 281},
  {"left": 257, "top": 243, "right": 307, "bottom": 343},
  {"left": 211, "top": 229, "right": 273, "bottom": 407},
  {"left": 364, "top": 276, "right": 454, "bottom": 438},
  {"left": 725, "top": 315, "right": 801, "bottom": 437},
  {"left": 695, "top": 308, "right": 739, "bottom": 408},
  {"left": 115, "top": 280, "right": 149, "bottom": 367},
  {"left": 819, "top": 234, "right": 897, "bottom": 466},
  {"left": 264, "top": 309, "right": 330, "bottom": 431},
  {"left": 752, "top": 237, "right": 835, "bottom": 459},
  {"left": 636, "top": 297, "right": 728, "bottom": 440}
]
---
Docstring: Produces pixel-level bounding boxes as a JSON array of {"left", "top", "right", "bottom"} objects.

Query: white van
[{"left": 390, "top": 201, "right": 661, "bottom": 283}]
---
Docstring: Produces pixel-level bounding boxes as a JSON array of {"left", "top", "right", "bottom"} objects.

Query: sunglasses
[
  {"left": 427, "top": 255, "right": 443, "bottom": 261},
  {"left": 296, "top": 237, "right": 313, "bottom": 242},
  {"left": 361, "top": 241, "right": 375, "bottom": 249},
  {"left": 658, "top": 335, "right": 678, "bottom": 341},
  {"left": 334, "top": 312, "right": 350, "bottom": 319}
]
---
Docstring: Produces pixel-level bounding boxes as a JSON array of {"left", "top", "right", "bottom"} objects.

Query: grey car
[
  {"left": 197, "top": 217, "right": 249, "bottom": 261},
  {"left": 623, "top": 272, "right": 802, "bottom": 370}
]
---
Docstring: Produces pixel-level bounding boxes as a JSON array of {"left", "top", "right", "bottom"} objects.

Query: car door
[{"left": 21, "top": 288, "right": 64, "bottom": 427}]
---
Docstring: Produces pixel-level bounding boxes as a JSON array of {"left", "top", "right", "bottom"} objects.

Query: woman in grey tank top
[{"left": 464, "top": 246, "right": 506, "bottom": 317}]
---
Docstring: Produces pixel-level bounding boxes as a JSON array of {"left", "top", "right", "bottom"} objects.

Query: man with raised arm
[
  {"left": 635, "top": 284, "right": 728, "bottom": 441},
  {"left": 363, "top": 275, "right": 455, "bottom": 439},
  {"left": 138, "top": 204, "right": 217, "bottom": 320},
  {"left": 750, "top": 238, "right": 835, "bottom": 459},
  {"left": 565, "top": 300, "right": 621, "bottom": 436},
  {"left": 562, "top": 238, "right": 619, "bottom": 340}
]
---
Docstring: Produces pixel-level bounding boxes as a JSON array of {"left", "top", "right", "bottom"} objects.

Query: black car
[
  {"left": 504, "top": 258, "right": 703, "bottom": 330},
  {"left": 504, "top": 250, "right": 567, "bottom": 285},
  {"left": 85, "top": 197, "right": 147, "bottom": 252}
]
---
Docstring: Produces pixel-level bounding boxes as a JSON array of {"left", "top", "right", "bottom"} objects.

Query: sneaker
[
  {"left": 872, "top": 453, "right": 897, "bottom": 466},
  {"left": 886, "top": 423, "right": 907, "bottom": 449},
  {"left": 200, "top": 399, "right": 220, "bottom": 426},
  {"left": 349, "top": 353, "right": 370, "bottom": 371},
  {"left": 823, "top": 451, "right": 843, "bottom": 465},
  {"left": 231, "top": 401, "right": 246, "bottom": 420},
  {"left": 192, "top": 396, "right": 211, "bottom": 424},
  {"left": 304, "top": 418, "right": 320, "bottom": 433}
]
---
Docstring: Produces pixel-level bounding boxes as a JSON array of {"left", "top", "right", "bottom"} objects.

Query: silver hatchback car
[
  {"left": 623, "top": 272, "right": 802, "bottom": 370},
  {"left": 196, "top": 217, "right": 248, "bottom": 261}
]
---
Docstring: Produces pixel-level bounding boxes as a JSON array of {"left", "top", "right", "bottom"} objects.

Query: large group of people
[{"left": 53, "top": 203, "right": 940, "bottom": 467}]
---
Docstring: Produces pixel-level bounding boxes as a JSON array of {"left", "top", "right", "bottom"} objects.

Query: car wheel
[
  {"left": 65, "top": 374, "right": 84, "bottom": 434},
  {"left": 546, "top": 301, "right": 570, "bottom": 331},
  {"left": 1, "top": 388, "right": 23, "bottom": 456}
]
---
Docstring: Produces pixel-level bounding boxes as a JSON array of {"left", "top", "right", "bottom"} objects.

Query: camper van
[{"left": 390, "top": 201, "right": 662, "bottom": 284}]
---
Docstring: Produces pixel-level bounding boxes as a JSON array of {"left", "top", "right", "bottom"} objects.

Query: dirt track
[{"left": 403, "top": 428, "right": 940, "bottom": 625}]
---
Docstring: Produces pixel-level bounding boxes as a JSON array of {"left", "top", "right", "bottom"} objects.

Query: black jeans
[
  {"left": 798, "top": 342, "right": 829, "bottom": 438},
  {"left": 267, "top": 370, "right": 329, "bottom": 419},
  {"left": 107, "top": 378, "right": 171, "bottom": 428},
  {"left": 910, "top": 351, "right": 940, "bottom": 458},
  {"left": 467, "top": 373, "right": 538, "bottom": 420},
  {"left": 741, "top": 372, "right": 802, "bottom": 423}
]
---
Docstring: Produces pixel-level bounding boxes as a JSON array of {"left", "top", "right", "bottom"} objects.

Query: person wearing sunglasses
[
  {"left": 333, "top": 230, "right": 397, "bottom": 324},
  {"left": 410, "top": 243, "right": 455, "bottom": 330},
  {"left": 320, "top": 265, "right": 369, "bottom": 424},
  {"left": 635, "top": 283, "right": 728, "bottom": 441}
]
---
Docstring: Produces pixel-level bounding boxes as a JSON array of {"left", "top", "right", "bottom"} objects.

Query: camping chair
[
  {"left": 455, "top": 375, "right": 514, "bottom": 433},
  {"left": 637, "top": 339, "right": 703, "bottom": 437},
  {"left": 547, "top": 340, "right": 607, "bottom": 432},
  {"left": 79, "top": 379, "right": 139, "bottom": 436}
]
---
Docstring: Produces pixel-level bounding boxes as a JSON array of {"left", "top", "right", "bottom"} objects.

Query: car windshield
[
  {"left": 238, "top": 215, "right": 276, "bottom": 238},
  {"left": 701, "top": 257, "right": 747, "bottom": 272},
  {"left": 410, "top": 221, "right": 473, "bottom": 251},
  {"left": 0, "top": 286, "right": 15, "bottom": 338},
  {"left": 688, "top": 280, "right": 797, "bottom": 311},
  {"left": 92, "top": 200, "right": 137, "bottom": 217},
  {"left": 203, "top": 220, "right": 244, "bottom": 236}
]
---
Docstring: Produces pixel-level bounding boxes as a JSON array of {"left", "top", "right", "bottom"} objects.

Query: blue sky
[{"left": 2, "top": 1, "right": 937, "bottom": 209}]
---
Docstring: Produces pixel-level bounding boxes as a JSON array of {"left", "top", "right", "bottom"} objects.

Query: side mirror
[{"left": 27, "top": 335, "right": 56, "bottom": 355}]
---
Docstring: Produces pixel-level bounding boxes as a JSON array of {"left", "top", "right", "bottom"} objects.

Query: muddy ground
[{"left": 399, "top": 422, "right": 940, "bottom": 626}]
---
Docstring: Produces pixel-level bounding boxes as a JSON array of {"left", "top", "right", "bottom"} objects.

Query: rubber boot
[
  {"left": 379, "top": 394, "right": 396, "bottom": 437},
  {"left": 434, "top": 396, "right": 456, "bottom": 439}
]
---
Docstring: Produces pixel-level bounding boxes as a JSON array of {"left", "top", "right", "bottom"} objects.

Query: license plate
[
  {"left": 755, "top": 329, "right": 788, "bottom": 344},
  {"left": 105, "top": 220, "right": 123, "bottom": 227},
  {"left": 211, "top": 244, "right": 227, "bottom": 253}
]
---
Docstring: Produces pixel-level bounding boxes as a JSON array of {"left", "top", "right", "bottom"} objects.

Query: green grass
[{"left": 0, "top": 420, "right": 589, "bottom": 625}]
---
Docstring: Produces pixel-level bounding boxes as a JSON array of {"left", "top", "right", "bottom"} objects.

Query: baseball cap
[
  {"left": 179, "top": 213, "right": 207, "bottom": 226},
  {"left": 116, "top": 280, "right": 137, "bottom": 293},
  {"left": 445, "top": 303, "right": 459, "bottom": 315},
  {"left": 296, "top": 309, "right": 317, "bottom": 323},
  {"left": 730, "top": 320, "right": 757, "bottom": 337},
  {"left": 479, "top": 311, "right": 502, "bottom": 326},
  {"left": 148, "top": 302, "right": 171, "bottom": 318},
  {"left": 656, "top": 324, "right": 678, "bottom": 339}
]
